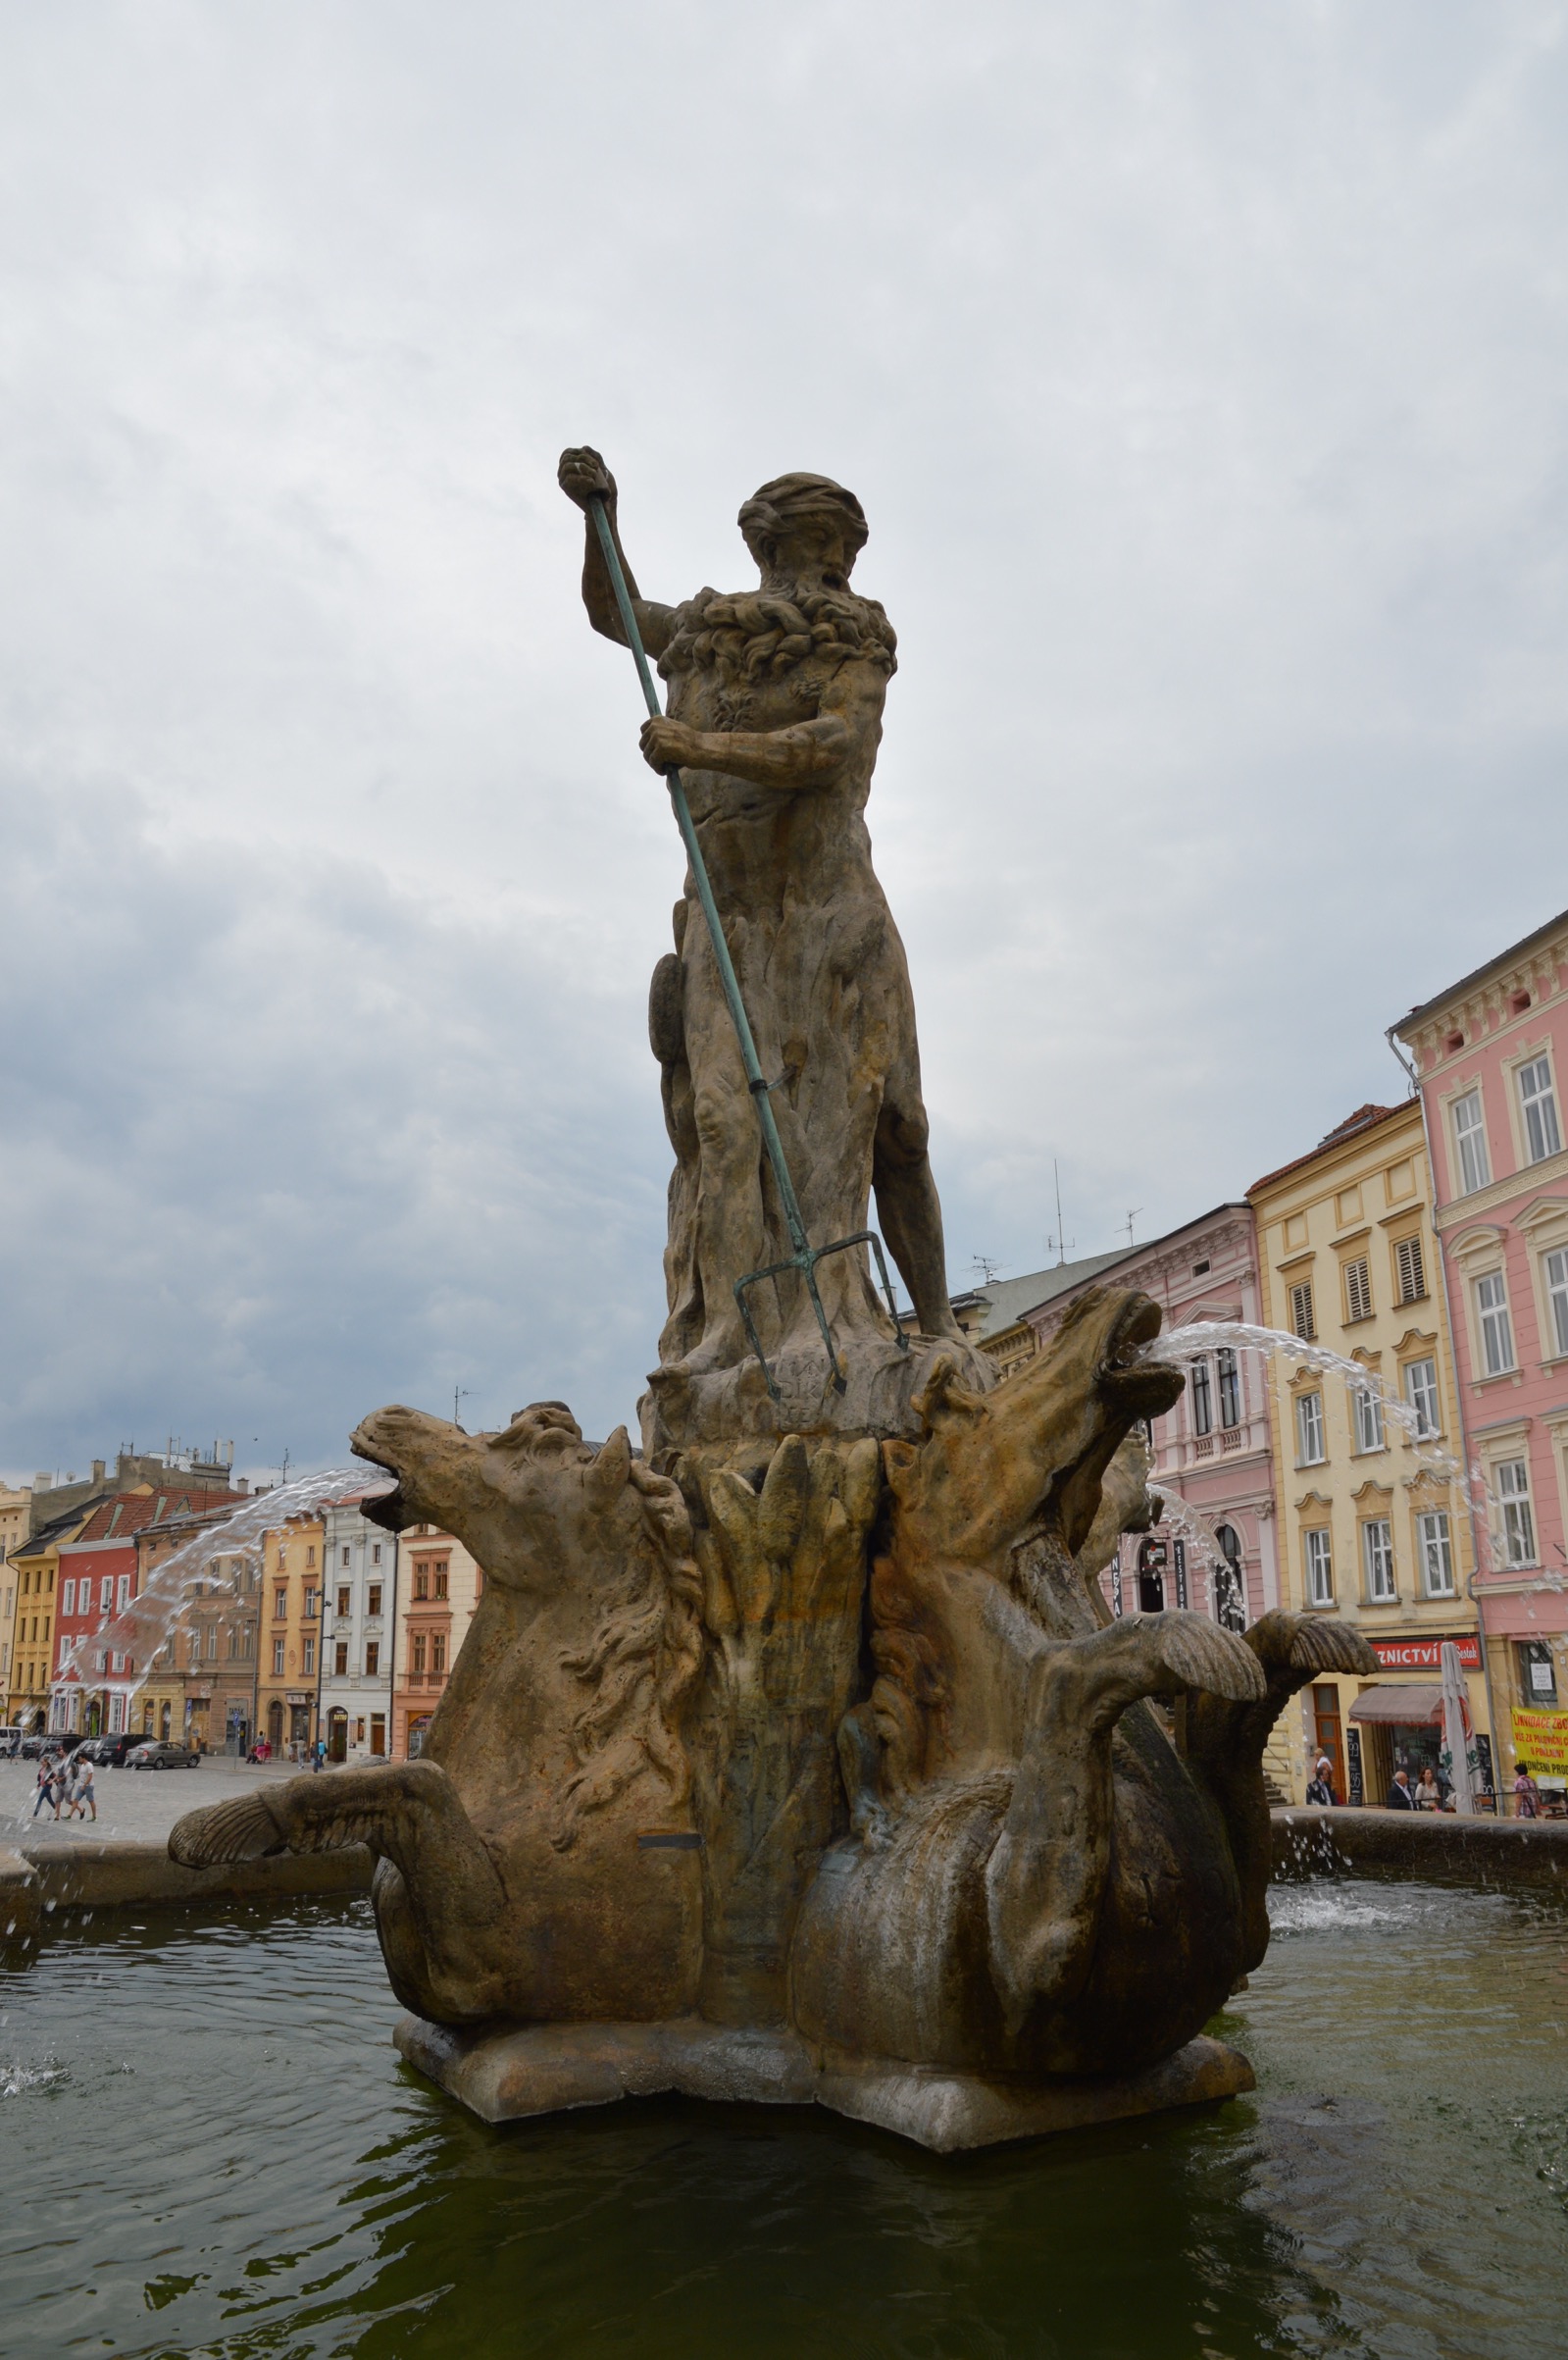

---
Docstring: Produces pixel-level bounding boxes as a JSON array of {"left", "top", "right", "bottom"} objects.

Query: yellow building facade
[
  {"left": 255, "top": 1513, "right": 327, "bottom": 1760},
  {"left": 0, "top": 1482, "right": 33, "bottom": 1713},
  {"left": 1249, "top": 1101, "right": 1488, "bottom": 1805}
]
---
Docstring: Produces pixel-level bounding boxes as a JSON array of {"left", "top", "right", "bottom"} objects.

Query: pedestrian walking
[
  {"left": 70, "top": 1756, "right": 97, "bottom": 1822},
  {"left": 1513, "top": 1761, "right": 1543, "bottom": 1819},
  {"left": 30, "top": 1753, "right": 58, "bottom": 1817},
  {"left": 1305, "top": 1757, "right": 1338, "bottom": 1806},
  {"left": 1386, "top": 1768, "right": 1418, "bottom": 1810},
  {"left": 1413, "top": 1765, "right": 1442, "bottom": 1811}
]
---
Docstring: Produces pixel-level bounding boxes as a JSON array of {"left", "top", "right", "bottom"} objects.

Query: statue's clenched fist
[
  {"left": 558, "top": 446, "right": 616, "bottom": 509},
  {"left": 640, "top": 717, "right": 705, "bottom": 775}
]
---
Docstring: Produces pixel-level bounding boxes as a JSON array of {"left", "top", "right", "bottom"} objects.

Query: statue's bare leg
[
  {"left": 986, "top": 1614, "right": 1265, "bottom": 2034},
  {"left": 1184, "top": 1611, "right": 1377, "bottom": 1973},
  {"left": 873, "top": 1091, "right": 963, "bottom": 1340}
]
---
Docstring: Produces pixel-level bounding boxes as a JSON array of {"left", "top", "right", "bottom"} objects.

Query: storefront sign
[
  {"left": 1368, "top": 1635, "right": 1481, "bottom": 1672},
  {"left": 1345, "top": 1726, "right": 1364, "bottom": 1807},
  {"left": 1509, "top": 1707, "right": 1568, "bottom": 1778},
  {"left": 285, "top": 1691, "right": 311, "bottom": 1706}
]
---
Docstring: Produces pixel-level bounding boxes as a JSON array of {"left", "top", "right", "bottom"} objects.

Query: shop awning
[{"left": 1348, "top": 1683, "right": 1443, "bottom": 1725}]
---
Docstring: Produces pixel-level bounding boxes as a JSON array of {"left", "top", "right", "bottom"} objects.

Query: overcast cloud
[{"left": 3, "top": 1, "right": 1566, "bottom": 1481}]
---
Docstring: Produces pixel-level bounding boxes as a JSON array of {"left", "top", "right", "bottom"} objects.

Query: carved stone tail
[
  {"left": 986, "top": 1613, "right": 1264, "bottom": 2036},
  {"left": 1184, "top": 1610, "right": 1379, "bottom": 1971}
]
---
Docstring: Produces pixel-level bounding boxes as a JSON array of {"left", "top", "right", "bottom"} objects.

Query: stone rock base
[{"left": 393, "top": 2015, "right": 1254, "bottom": 2154}]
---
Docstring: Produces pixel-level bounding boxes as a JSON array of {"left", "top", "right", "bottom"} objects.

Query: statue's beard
[{"left": 659, "top": 586, "right": 896, "bottom": 690}]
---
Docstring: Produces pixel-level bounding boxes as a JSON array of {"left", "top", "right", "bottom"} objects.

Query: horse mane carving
[{"left": 549, "top": 1459, "right": 704, "bottom": 1849}]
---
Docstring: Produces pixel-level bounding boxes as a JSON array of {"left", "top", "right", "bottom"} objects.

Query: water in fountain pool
[{"left": 1, "top": 1879, "right": 1563, "bottom": 2357}]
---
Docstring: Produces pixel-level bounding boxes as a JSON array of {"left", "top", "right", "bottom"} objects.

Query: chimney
[
  {"left": 34, "top": 1471, "right": 51, "bottom": 1490},
  {"left": 236, "top": 1478, "right": 250, "bottom": 1496},
  {"left": 91, "top": 1460, "right": 106, "bottom": 1485}
]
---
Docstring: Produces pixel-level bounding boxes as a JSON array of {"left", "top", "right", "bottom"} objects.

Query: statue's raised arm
[{"left": 558, "top": 446, "right": 676, "bottom": 659}]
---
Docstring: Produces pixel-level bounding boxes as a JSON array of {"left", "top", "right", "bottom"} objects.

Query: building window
[
  {"left": 1295, "top": 1392, "right": 1326, "bottom": 1465},
  {"left": 1190, "top": 1360, "right": 1213, "bottom": 1436},
  {"left": 341, "top": 1546, "right": 351, "bottom": 1568},
  {"left": 1304, "top": 1529, "right": 1334, "bottom": 1607},
  {"left": 1453, "top": 1090, "right": 1491, "bottom": 1194},
  {"left": 1544, "top": 1247, "right": 1568, "bottom": 1360},
  {"left": 1361, "top": 1518, "right": 1395, "bottom": 1603},
  {"left": 273, "top": 1639, "right": 286, "bottom": 1674},
  {"left": 100, "top": 1576, "right": 114, "bottom": 1611},
  {"left": 367, "top": 1584, "right": 382, "bottom": 1617},
  {"left": 1352, "top": 1384, "right": 1385, "bottom": 1453},
  {"left": 277, "top": 1549, "right": 286, "bottom": 1571},
  {"left": 306, "top": 1547, "right": 316, "bottom": 1568},
  {"left": 62, "top": 1578, "right": 76, "bottom": 1615},
  {"left": 413, "top": 1632, "right": 428, "bottom": 1673},
  {"left": 1394, "top": 1236, "right": 1426, "bottom": 1304},
  {"left": 1495, "top": 1458, "right": 1536, "bottom": 1567},
  {"left": 334, "top": 1642, "right": 349, "bottom": 1676},
  {"left": 275, "top": 1587, "right": 287, "bottom": 1618},
  {"left": 1517, "top": 1056, "right": 1562, "bottom": 1165},
  {"left": 372, "top": 1544, "right": 381, "bottom": 1565},
  {"left": 302, "top": 1636, "right": 316, "bottom": 1675},
  {"left": 431, "top": 1631, "right": 447, "bottom": 1673},
  {"left": 1417, "top": 1511, "right": 1455, "bottom": 1598},
  {"left": 304, "top": 1587, "right": 319, "bottom": 1620},
  {"left": 1476, "top": 1271, "right": 1515, "bottom": 1375},
  {"left": 336, "top": 1585, "right": 351, "bottom": 1617},
  {"left": 1343, "top": 1257, "right": 1372, "bottom": 1322},
  {"left": 1402, "top": 1358, "right": 1440, "bottom": 1440},
  {"left": 1519, "top": 1638, "right": 1557, "bottom": 1703},
  {"left": 434, "top": 1563, "right": 449, "bottom": 1601},
  {"left": 365, "top": 1641, "right": 380, "bottom": 1676},
  {"left": 414, "top": 1567, "right": 430, "bottom": 1601},
  {"left": 117, "top": 1574, "right": 130, "bottom": 1611},
  {"left": 1290, "top": 1281, "right": 1316, "bottom": 1342},
  {"left": 1217, "top": 1349, "right": 1240, "bottom": 1429}
]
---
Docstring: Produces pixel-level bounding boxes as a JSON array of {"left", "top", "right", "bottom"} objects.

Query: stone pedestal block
[{"left": 393, "top": 2013, "right": 1254, "bottom": 2154}]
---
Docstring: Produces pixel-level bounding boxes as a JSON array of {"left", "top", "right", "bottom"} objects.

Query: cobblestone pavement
[{"left": 1, "top": 1755, "right": 301, "bottom": 1848}]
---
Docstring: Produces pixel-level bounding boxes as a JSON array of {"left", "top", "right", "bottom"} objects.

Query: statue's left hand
[{"left": 640, "top": 717, "right": 705, "bottom": 775}]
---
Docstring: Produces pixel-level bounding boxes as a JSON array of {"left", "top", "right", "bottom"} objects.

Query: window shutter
[
  {"left": 1395, "top": 1236, "right": 1425, "bottom": 1302},
  {"left": 1290, "top": 1281, "right": 1316, "bottom": 1341},
  {"left": 1344, "top": 1258, "right": 1371, "bottom": 1321}
]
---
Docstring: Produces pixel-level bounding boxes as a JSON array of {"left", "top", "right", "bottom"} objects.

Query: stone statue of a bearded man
[{"left": 560, "top": 449, "right": 965, "bottom": 1431}]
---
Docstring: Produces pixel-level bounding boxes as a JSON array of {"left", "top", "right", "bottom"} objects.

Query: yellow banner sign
[{"left": 1510, "top": 1707, "right": 1568, "bottom": 1779}]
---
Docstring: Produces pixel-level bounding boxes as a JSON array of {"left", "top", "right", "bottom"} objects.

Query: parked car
[
  {"left": 81, "top": 1730, "right": 153, "bottom": 1768},
  {"left": 19, "top": 1731, "right": 81, "bottom": 1760},
  {"left": 0, "top": 1725, "right": 23, "bottom": 1758},
  {"left": 126, "top": 1739, "right": 202, "bottom": 1770}
]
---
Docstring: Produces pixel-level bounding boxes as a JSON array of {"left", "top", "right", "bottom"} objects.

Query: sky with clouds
[{"left": 3, "top": 1, "right": 1565, "bottom": 1482}]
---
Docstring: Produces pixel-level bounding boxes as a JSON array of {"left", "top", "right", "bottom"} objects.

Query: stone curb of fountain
[
  {"left": 0, "top": 1839, "right": 374, "bottom": 1935},
  {"left": 1271, "top": 1805, "right": 1568, "bottom": 1892}
]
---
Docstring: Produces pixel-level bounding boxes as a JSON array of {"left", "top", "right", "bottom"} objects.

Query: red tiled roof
[
  {"left": 74, "top": 1488, "right": 245, "bottom": 1544},
  {"left": 1247, "top": 1103, "right": 1409, "bottom": 1199}
]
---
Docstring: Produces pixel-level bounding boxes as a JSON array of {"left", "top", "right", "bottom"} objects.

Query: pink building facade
[
  {"left": 1395, "top": 906, "right": 1568, "bottom": 1758},
  {"left": 1026, "top": 1205, "right": 1279, "bottom": 1633}
]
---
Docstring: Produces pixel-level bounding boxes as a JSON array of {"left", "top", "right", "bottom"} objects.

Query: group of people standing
[
  {"left": 1305, "top": 1751, "right": 1555, "bottom": 1815},
  {"left": 27, "top": 1745, "right": 96, "bottom": 1821}
]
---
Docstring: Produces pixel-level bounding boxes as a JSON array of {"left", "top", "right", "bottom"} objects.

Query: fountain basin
[{"left": 3, "top": 1872, "right": 1564, "bottom": 2356}]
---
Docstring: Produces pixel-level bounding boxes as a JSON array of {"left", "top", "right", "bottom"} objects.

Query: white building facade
[{"left": 319, "top": 1491, "right": 397, "bottom": 1763}]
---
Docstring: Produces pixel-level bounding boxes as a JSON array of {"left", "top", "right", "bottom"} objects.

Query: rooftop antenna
[
  {"left": 970, "top": 1255, "right": 1003, "bottom": 1287},
  {"left": 1123, "top": 1208, "right": 1142, "bottom": 1248},
  {"left": 453, "top": 1386, "right": 471, "bottom": 1429},
  {"left": 1054, "top": 1161, "right": 1066, "bottom": 1266}
]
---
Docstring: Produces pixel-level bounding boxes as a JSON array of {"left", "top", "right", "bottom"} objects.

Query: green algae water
[{"left": 2, "top": 1879, "right": 1564, "bottom": 2358}]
